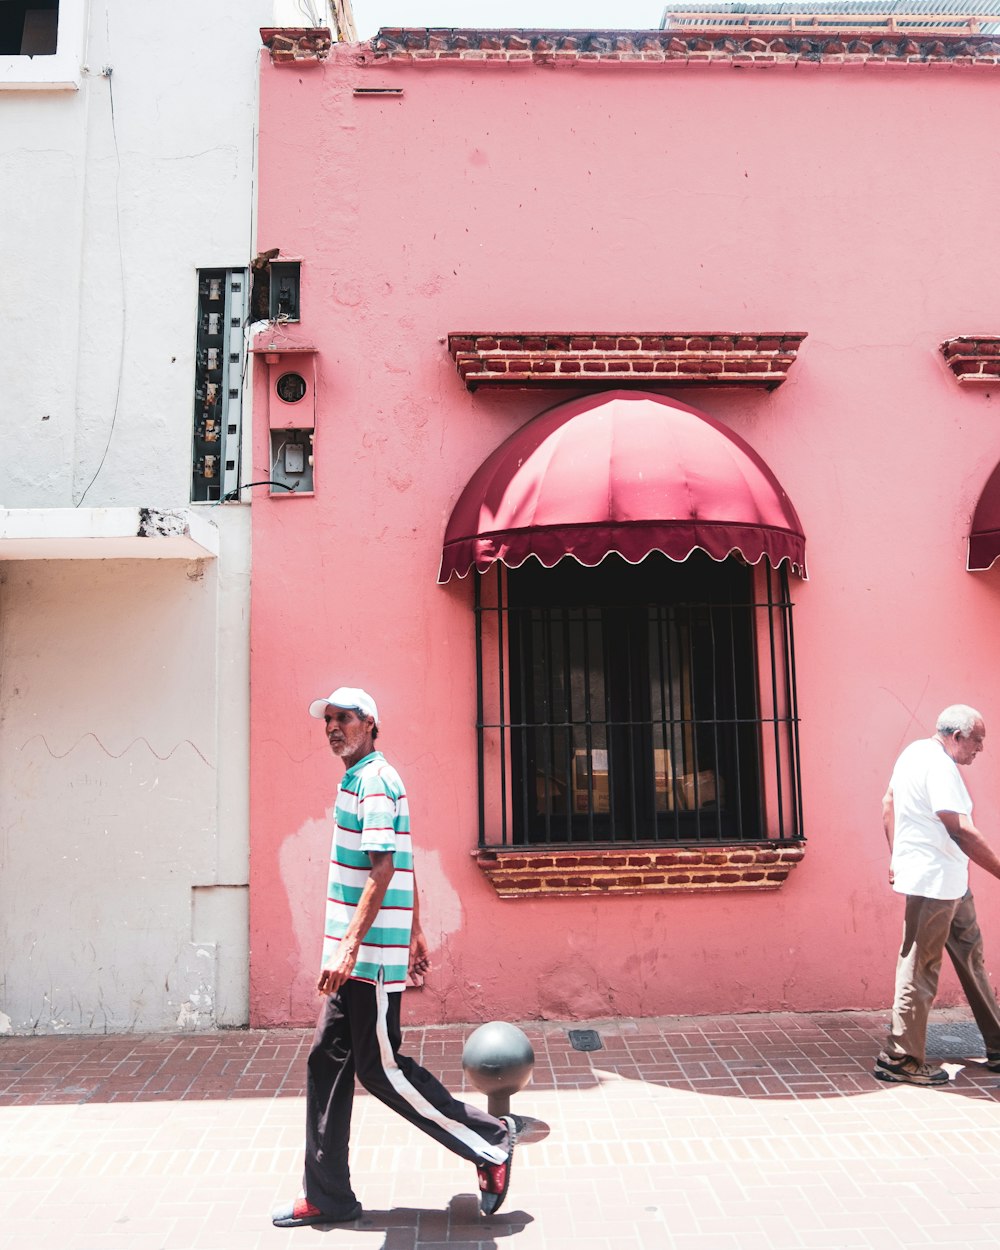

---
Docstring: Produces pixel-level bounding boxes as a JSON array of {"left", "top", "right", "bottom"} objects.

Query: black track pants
[{"left": 304, "top": 977, "right": 509, "bottom": 1212}]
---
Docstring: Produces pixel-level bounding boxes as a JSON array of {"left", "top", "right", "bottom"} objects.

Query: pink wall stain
[
  {"left": 276, "top": 807, "right": 331, "bottom": 1021},
  {"left": 249, "top": 45, "right": 1000, "bottom": 1027}
]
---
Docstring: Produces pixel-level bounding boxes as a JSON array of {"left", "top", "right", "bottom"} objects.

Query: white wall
[{"left": 0, "top": 0, "right": 271, "bottom": 1032}]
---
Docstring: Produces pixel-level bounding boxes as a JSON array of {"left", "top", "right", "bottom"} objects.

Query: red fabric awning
[
  {"left": 969, "top": 461, "right": 1000, "bottom": 571},
  {"left": 438, "top": 390, "right": 806, "bottom": 583}
]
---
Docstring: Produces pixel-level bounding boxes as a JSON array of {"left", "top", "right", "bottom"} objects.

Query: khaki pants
[{"left": 886, "top": 890, "right": 1000, "bottom": 1064}]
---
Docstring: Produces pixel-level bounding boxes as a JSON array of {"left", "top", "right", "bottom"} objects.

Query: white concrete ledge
[{"left": 0, "top": 507, "right": 220, "bottom": 560}]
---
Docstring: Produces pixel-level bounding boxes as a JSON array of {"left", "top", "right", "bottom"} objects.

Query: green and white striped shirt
[{"left": 324, "top": 751, "right": 413, "bottom": 992}]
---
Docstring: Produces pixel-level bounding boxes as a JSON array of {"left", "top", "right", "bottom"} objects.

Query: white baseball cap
[{"left": 308, "top": 687, "right": 379, "bottom": 725}]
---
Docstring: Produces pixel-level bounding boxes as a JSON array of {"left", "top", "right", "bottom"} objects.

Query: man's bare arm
[
  {"left": 408, "top": 868, "right": 430, "bottom": 979},
  {"left": 318, "top": 850, "right": 395, "bottom": 996},
  {"left": 882, "top": 786, "right": 895, "bottom": 884},
  {"left": 937, "top": 810, "right": 1000, "bottom": 882},
  {"left": 882, "top": 787, "right": 894, "bottom": 852}
]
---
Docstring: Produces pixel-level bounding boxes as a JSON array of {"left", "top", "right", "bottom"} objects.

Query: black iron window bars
[{"left": 474, "top": 552, "right": 802, "bottom": 849}]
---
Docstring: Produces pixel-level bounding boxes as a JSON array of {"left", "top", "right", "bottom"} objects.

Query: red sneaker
[
  {"left": 477, "top": 1115, "right": 516, "bottom": 1215},
  {"left": 271, "top": 1196, "right": 362, "bottom": 1227}
]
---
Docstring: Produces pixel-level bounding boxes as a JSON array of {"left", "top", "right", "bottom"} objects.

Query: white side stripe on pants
[{"left": 374, "top": 978, "right": 507, "bottom": 1164}]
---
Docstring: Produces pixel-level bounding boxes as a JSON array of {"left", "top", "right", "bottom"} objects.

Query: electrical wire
[
  {"left": 223, "top": 480, "right": 295, "bottom": 501},
  {"left": 76, "top": 67, "right": 125, "bottom": 506},
  {"left": 296, "top": 0, "right": 324, "bottom": 26}
]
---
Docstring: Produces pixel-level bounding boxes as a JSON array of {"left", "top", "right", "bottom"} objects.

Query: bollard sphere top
[{"left": 462, "top": 1021, "right": 535, "bottom": 1096}]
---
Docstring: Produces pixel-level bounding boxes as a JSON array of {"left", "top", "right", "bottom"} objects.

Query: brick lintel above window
[
  {"left": 475, "top": 842, "right": 806, "bottom": 898},
  {"left": 448, "top": 332, "right": 807, "bottom": 392},
  {"left": 941, "top": 336, "right": 1000, "bottom": 385}
]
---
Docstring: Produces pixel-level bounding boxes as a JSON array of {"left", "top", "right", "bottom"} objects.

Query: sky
[{"left": 350, "top": 1, "right": 669, "bottom": 38}]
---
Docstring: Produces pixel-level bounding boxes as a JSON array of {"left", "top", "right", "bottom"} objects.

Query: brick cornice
[
  {"left": 448, "top": 331, "right": 806, "bottom": 391},
  {"left": 369, "top": 27, "right": 1000, "bottom": 67},
  {"left": 260, "top": 27, "right": 332, "bottom": 62},
  {"left": 941, "top": 336, "right": 1000, "bottom": 385},
  {"left": 475, "top": 843, "right": 805, "bottom": 897}
]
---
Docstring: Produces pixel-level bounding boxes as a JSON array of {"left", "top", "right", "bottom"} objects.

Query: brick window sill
[{"left": 475, "top": 842, "right": 805, "bottom": 898}]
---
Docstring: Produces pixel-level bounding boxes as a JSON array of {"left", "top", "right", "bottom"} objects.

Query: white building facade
[{"left": 0, "top": 0, "right": 344, "bottom": 1032}]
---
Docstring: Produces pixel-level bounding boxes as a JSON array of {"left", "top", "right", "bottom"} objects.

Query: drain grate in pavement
[
  {"left": 926, "top": 1018, "right": 985, "bottom": 1059},
  {"left": 568, "top": 1028, "right": 603, "bottom": 1052}
]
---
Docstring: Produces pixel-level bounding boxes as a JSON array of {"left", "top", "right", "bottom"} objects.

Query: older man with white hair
[{"left": 876, "top": 704, "right": 1000, "bottom": 1086}]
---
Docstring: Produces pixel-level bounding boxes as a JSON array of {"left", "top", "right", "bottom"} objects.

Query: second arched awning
[
  {"left": 969, "top": 460, "right": 1000, "bottom": 571},
  {"left": 438, "top": 390, "right": 806, "bottom": 583}
]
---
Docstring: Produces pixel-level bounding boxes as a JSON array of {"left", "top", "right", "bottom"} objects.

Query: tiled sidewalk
[{"left": 3, "top": 1010, "right": 1000, "bottom": 1250}]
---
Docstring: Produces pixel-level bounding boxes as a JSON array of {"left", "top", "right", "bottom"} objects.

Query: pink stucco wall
[{"left": 249, "top": 43, "right": 1000, "bottom": 1027}]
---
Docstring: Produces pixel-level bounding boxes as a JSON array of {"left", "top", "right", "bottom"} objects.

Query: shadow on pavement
[{"left": 316, "top": 1194, "right": 533, "bottom": 1247}]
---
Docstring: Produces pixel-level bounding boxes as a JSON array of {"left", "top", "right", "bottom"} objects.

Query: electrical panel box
[
  {"left": 252, "top": 344, "right": 319, "bottom": 496},
  {"left": 269, "top": 261, "right": 301, "bottom": 321},
  {"left": 269, "top": 428, "right": 314, "bottom": 493},
  {"left": 191, "top": 269, "right": 249, "bottom": 502}
]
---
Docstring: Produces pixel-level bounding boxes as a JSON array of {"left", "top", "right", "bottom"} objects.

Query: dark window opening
[
  {"left": 250, "top": 256, "right": 300, "bottom": 322},
  {"left": 270, "top": 262, "right": 300, "bottom": 320},
  {"left": 474, "top": 551, "right": 802, "bottom": 848},
  {"left": 0, "top": 1, "right": 58, "bottom": 56}
]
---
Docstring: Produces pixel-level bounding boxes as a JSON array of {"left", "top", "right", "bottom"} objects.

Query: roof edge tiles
[
  {"left": 662, "top": 0, "right": 1000, "bottom": 35},
  {"left": 363, "top": 26, "right": 1000, "bottom": 64}
]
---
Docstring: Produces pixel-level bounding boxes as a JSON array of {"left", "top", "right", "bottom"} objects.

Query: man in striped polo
[{"left": 272, "top": 687, "right": 515, "bottom": 1228}]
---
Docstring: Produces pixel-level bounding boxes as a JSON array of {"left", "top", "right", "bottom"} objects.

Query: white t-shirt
[{"left": 889, "top": 737, "right": 973, "bottom": 900}]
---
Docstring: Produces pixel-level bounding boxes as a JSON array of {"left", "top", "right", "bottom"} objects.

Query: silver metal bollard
[{"left": 462, "top": 1020, "right": 535, "bottom": 1118}]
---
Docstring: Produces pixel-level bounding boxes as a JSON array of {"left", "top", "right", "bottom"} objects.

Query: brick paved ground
[{"left": 3, "top": 1010, "right": 1000, "bottom": 1250}]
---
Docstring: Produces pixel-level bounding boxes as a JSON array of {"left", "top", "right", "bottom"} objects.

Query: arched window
[{"left": 441, "top": 391, "right": 806, "bottom": 854}]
